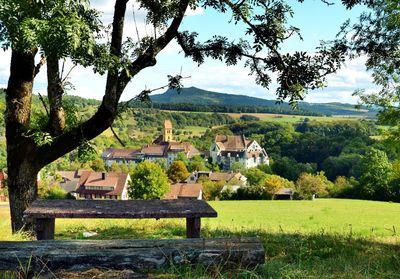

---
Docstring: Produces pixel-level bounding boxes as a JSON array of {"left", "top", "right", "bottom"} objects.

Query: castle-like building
[
  {"left": 102, "top": 120, "right": 200, "bottom": 167},
  {"left": 210, "top": 135, "right": 269, "bottom": 170}
]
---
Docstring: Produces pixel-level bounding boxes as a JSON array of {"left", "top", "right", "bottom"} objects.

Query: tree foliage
[
  {"left": 295, "top": 172, "right": 332, "bottom": 200},
  {"left": 358, "top": 148, "right": 393, "bottom": 200},
  {"left": 343, "top": 1, "right": 400, "bottom": 132},
  {"left": 128, "top": 161, "right": 169, "bottom": 200},
  {"left": 167, "top": 160, "right": 190, "bottom": 182},
  {"left": 263, "top": 174, "right": 294, "bottom": 199}
]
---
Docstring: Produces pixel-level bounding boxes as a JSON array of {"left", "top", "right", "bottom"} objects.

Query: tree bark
[
  {"left": 0, "top": 238, "right": 265, "bottom": 271},
  {"left": 8, "top": 161, "right": 38, "bottom": 232},
  {"left": 5, "top": 50, "right": 39, "bottom": 232},
  {"left": 47, "top": 56, "right": 65, "bottom": 135}
]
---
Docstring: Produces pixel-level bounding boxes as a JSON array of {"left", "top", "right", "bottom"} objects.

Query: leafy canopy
[{"left": 128, "top": 160, "right": 170, "bottom": 200}]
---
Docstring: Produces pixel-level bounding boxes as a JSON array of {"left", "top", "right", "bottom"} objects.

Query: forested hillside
[{"left": 149, "top": 87, "right": 376, "bottom": 117}]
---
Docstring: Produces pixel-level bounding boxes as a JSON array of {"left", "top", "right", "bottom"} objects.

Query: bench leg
[
  {"left": 186, "top": 217, "right": 201, "bottom": 238},
  {"left": 36, "top": 218, "right": 55, "bottom": 240}
]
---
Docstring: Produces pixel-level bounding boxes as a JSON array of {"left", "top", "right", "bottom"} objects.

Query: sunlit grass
[
  {"left": 1, "top": 199, "right": 399, "bottom": 241},
  {"left": 1, "top": 199, "right": 400, "bottom": 278}
]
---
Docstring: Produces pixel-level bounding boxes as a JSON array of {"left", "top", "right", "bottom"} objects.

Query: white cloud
[
  {"left": 0, "top": 50, "right": 11, "bottom": 80},
  {"left": 185, "top": 6, "right": 204, "bottom": 16}
]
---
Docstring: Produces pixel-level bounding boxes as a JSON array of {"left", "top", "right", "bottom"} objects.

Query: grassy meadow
[{"left": 1, "top": 199, "right": 400, "bottom": 278}]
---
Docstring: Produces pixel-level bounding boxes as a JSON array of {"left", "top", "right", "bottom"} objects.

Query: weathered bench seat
[
  {"left": 0, "top": 238, "right": 265, "bottom": 271},
  {"left": 23, "top": 199, "right": 217, "bottom": 240}
]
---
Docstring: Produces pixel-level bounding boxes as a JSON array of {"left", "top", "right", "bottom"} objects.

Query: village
[{"left": 51, "top": 120, "right": 294, "bottom": 201}]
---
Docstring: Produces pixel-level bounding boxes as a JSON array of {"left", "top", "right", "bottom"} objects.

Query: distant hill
[{"left": 150, "top": 87, "right": 375, "bottom": 116}]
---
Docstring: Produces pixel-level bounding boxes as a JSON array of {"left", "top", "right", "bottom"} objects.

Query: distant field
[
  {"left": 1, "top": 199, "right": 399, "bottom": 241},
  {"left": 160, "top": 109, "right": 365, "bottom": 123},
  {"left": 226, "top": 113, "right": 363, "bottom": 123},
  {"left": 176, "top": 126, "right": 208, "bottom": 140}
]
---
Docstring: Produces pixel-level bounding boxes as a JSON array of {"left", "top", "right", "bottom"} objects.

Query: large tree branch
[
  {"left": 36, "top": 0, "right": 190, "bottom": 168},
  {"left": 47, "top": 55, "right": 65, "bottom": 135},
  {"left": 5, "top": 49, "right": 40, "bottom": 171},
  {"left": 34, "top": 56, "right": 46, "bottom": 78},
  {"left": 117, "top": 0, "right": 190, "bottom": 93}
]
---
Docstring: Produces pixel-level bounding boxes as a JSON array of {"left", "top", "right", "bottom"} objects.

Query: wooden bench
[
  {"left": 23, "top": 199, "right": 217, "bottom": 240},
  {"left": 0, "top": 238, "right": 265, "bottom": 271}
]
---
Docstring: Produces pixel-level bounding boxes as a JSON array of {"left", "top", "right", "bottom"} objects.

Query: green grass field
[
  {"left": 2, "top": 199, "right": 399, "bottom": 240},
  {"left": 1, "top": 199, "right": 400, "bottom": 278}
]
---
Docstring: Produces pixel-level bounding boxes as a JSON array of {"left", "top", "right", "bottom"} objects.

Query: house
[
  {"left": 274, "top": 188, "right": 294, "bottom": 200},
  {"left": 75, "top": 171, "right": 131, "bottom": 200},
  {"left": 102, "top": 120, "right": 200, "bottom": 167},
  {"left": 101, "top": 149, "right": 141, "bottom": 167},
  {"left": 210, "top": 135, "right": 269, "bottom": 170},
  {"left": 163, "top": 183, "right": 203, "bottom": 200},
  {"left": 186, "top": 171, "right": 247, "bottom": 186},
  {"left": 57, "top": 170, "right": 82, "bottom": 196}
]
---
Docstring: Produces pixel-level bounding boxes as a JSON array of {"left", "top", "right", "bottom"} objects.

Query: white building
[{"left": 210, "top": 135, "right": 269, "bottom": 170}]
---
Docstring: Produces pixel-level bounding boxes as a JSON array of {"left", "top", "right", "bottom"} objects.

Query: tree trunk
[
  {"left": 6, "top": 50, "right": 37, "bottom": 232},
  {"left": 47, "top": 56, "right": 65, "bottom": 135},
  {"left": 8, "top": 161, "right": 38, "bottom": 232}
]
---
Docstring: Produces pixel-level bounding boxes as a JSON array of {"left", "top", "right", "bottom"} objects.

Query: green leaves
[
  {"left": 0, "top": 0, "right": 101, "bottom": 57},
  {"left": 128, "top": 161, "right": 170, "bottom": 200}
]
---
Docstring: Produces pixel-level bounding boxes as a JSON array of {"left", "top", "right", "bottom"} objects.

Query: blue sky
[{"left": 0, "top": 0, "right": 376, "bottom": 104}]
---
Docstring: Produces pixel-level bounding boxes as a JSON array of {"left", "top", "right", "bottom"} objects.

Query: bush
[
  {"left": 295, "top": 172, "right": 332, "bottom": 200},
  {"left": 129, "top": 161, "right": 169, "bottom": 200},
  {"left": 199, "top": 177, "right": 225, "bottom": 201},
  {"left": 46, "top": 185, "right": 72, "bottom": 199},
  {"left": 264, "top": 174, "right": 295, "bottom": 199}
]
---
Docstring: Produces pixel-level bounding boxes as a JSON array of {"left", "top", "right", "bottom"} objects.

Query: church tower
[{"left": 163, "top": 119, "right": 173, "bottom": 142}]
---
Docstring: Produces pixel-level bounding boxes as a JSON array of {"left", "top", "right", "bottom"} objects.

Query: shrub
[{"left": 295, "top": 172, "right": 332, "bottom": 200}]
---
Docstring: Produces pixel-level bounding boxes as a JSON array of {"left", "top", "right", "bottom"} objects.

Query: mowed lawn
[{"left": 1, "top": 199, "right": 400, "bottom": 240}]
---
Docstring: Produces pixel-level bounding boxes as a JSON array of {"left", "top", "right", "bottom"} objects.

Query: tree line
[{"left": 129, "top": 101, "right": 323, "bottom": 116}]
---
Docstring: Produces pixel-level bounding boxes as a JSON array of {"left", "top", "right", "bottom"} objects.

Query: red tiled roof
[
  {"left": 164, "top": 183, "right": 202, "bottom": 199},
  {"left": 103, "top": 148, "right": 140, "bottom": 159},
  {"left": 58, "top": 171, "right": 80, "bottom": 181},
  {"left": 75, "top": 171, "right": 129, "bottom": 196},
  {"left": 215, "top": 135, "right": 246, "bottom": 151},
  {"left": 209, "top": 172, "right": 234, "bottom": 182},
  {"left": 140, "top": 144, "right": 168, "bottom": 156}
]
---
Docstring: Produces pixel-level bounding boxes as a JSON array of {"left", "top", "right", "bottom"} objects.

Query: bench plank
[
  {"left": 24, "top": 199, "right": 217, "bottom": 219},
  {"left": 0, "top": 238, "right": 265, "bottom": 271}
]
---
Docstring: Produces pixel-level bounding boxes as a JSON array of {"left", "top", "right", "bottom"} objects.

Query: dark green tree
[
  {"left": 358, "top": 148, "right": 393, "bottom": 200},
  {"left": 245, "top": 167, "right": 268, "bottom": 187}
]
